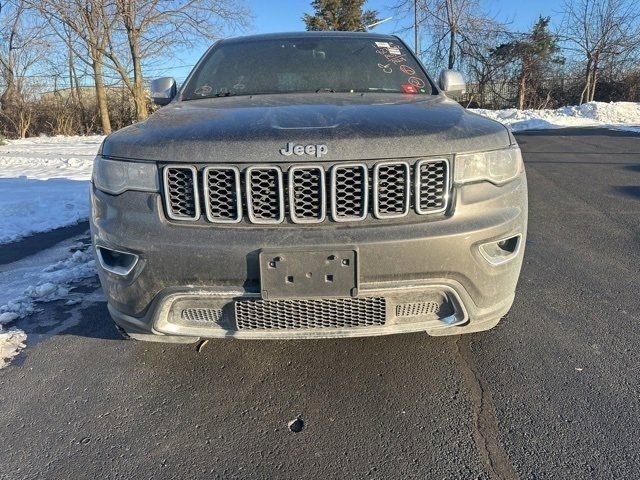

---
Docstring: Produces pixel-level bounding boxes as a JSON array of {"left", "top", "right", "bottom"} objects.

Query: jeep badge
[{"left": 280, "top": 142, "right": 328, "bottom": 158}]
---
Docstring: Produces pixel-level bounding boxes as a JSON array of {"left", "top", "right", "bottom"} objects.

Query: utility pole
[{"left": 414, "top": 0, "right": 420, "bottom": 58}]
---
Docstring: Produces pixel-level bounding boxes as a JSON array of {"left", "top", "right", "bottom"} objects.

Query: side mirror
[
  {"left": 438, "top": 69, "right": 466, "bottom": 96},
  {"left": 151, "top": 77, "right": 177, "bottom": 106}
]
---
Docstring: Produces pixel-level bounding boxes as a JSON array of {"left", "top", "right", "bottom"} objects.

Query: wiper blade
[
  {"left": 315, "top": 88, "right": 336, "bottom": 93},
  {"left": 214, "top": 91, "right": 234, "bottom": 97}
]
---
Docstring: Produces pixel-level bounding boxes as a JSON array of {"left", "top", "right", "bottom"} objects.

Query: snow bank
[
  {"left": 0, "top": 238, "right": 97, "bottom": 368},
  {"left": 0, "top": 135, "right": 103, "bottom": 244},
  {"left": 472, "top": 101, "right": 640, "bottom": 132},
  {"left": 0, "top": 178, "right": 90, "bottom": 244},
  {"left": 0, "top": 243, "right": 96, "bottom": 320},
  {"left": 0, "top": 326, "right": 27, "bottom": 369}
]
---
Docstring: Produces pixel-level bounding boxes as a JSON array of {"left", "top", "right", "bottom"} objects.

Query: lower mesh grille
[
  {"left": 235, "top": 297, "right": 387, "bottom": 330},
  {"left": 181, "top": 308, "right": 224, "bottom": 324},
  {"left": 396, "top": 301, "right": 440, "bottom": 317}
]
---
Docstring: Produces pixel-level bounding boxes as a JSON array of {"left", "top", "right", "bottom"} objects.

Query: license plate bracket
[{"left": 259, "top": 249, "right": 359, "bottom": 300}]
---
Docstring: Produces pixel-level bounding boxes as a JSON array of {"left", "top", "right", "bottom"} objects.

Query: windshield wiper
[
  {"left": 315, "top": 88, "right": 335, "bottom": 93},
  {"left": 214, "top": 91, "right": 234, "bottom": 97}
]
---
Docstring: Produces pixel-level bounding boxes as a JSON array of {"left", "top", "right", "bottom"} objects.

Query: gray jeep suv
[{"left": 90, "top": 32, "right": 527, "bottom": 342}]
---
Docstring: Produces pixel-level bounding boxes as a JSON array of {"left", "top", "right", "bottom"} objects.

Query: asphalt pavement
[{"left": 1, "top": 127, "right": 639, "bottom": 479}]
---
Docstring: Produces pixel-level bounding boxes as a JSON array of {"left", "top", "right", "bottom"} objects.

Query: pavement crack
[{"left": 453, "top": 336, "right": 519, "bottom": 480}]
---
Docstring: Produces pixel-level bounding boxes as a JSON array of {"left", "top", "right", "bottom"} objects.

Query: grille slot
[
  {"left": 288, "top": 166, "right": 326, "bottom": 223},
  {"left": 163, "top": 166, "right": 199, "bottom": 220},
  {"left": 331, "top": 164, "right": 368, "bottom": 222},
  {"left": 203, "top": 166, "right": 242, "bottom": 223},
  {"left": 373, "top": 161, "right": 410, "bottom": 218},
  {"left": 235, "top": 297, "right": 387, "bottom": 330},
  {"left": 415, "top": 159, "right": 449, "bottom": 214},
  {"left": 246, "top": 166, "right": 284, "bottom": 224}
]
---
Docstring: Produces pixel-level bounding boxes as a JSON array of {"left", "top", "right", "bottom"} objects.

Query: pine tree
[
  {"left": 490, "top": 17, "right": 563, "bottom": 109},
  {"left": 303, "top": 0, "right": 380, "bottom": 32}
]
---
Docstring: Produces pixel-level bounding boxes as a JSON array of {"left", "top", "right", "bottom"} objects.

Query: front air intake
[{"left": 235, "top": 297, "right": 387, "bottom": 330}]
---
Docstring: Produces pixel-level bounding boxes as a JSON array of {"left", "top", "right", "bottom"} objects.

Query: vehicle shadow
[
  {"left": 515, "top": 126, "right": 640, "bottom": 138},
  {"left": 613, "top": 186, "right": 640, "bottom": 199}
]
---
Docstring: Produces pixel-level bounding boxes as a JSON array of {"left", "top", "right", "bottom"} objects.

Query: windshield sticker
[
  {"left": 408, "top": 77, "right": 426, "bottom": 88},
  {"left": 376, "top": 48, "right": 407, "bottom": 65},
  {"left": 375, "top": 42, "right": 391, "bottom": 48},
  {"left": 194, "top": 84, "right": 213, "bottom": 96},
  {"left": 388, "top": 46, "right": 401, "bottom": 56},
  {"left": 377, "top": 63, "right": 393, "bottom": 73},
  {"left": 401, "top": 84, "right": 418, "bottom": 94},
  {"left": 400, "top": 65, "right": 415, "bottom": 75}
]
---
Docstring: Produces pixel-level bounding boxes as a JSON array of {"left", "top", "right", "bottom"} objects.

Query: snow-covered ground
[
  {"left": 472, "top": 101, "right": 640, "bottom": 132},
  {"left": 0, "top": 135, "right": 103, "bottom": 245},
  {"left": 0, "top": 237, "right": 97, "bottom": 368},
  {"left": 0, "top": 136, "right": 101, "bottom": 368}
]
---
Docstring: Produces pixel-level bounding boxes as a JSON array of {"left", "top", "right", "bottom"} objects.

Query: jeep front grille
[
  {"left": 162, "top": 159, "right": 449, "bottom": 224},
  {"left": 235, "top": 297, "right": 387, "bottom": 330}
]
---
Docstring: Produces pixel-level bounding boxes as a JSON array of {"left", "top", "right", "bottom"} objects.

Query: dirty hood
[{"left": 101, "top": 93, "right": 511, "bottom": 163}]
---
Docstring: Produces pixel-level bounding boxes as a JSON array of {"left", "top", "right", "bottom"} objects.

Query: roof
[{"left": 219, "top": 31, "right": 398, "bottom": 45}]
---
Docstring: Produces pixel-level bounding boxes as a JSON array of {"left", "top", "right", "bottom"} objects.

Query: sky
[{"left": 155, "top": 0, "right": 561, "bottom": 82}]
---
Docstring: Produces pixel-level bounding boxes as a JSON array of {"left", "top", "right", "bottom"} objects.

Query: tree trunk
[
  {"left": 518, "top": 72, "right": 527, "bottom": 110},
  {"left": 579, "top": 57, "right": 592, "bottom": 105},
  {"left": 132, "top": 53, "right": 147, "bottom": 121},
  {"left": 0, "top": 65, "right": 18, "bottom": 111},
  {"left": 122, "top": 5, "right": 148, "bottom": 122},
  {"left": 589, "top": 61, "right": 598, "bottom": 102},
  {"left": 448, "top": 29, "right": 456, "bottom": 70},
  {"left": 92, "top": 54, "right": 112, "bottom": 135}
]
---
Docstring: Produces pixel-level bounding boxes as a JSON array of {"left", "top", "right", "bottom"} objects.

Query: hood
[{"left": 101, "top": 93, "right": 510, "bottom": 163}]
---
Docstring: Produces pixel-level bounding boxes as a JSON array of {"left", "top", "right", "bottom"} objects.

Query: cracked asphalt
[{"left": 1, "top": 127, "right": 639, "bottom": 479}]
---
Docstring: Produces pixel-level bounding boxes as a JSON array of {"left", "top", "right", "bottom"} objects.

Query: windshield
[{"left": 182, "top": 37, "right": 436, "bottom": 100}]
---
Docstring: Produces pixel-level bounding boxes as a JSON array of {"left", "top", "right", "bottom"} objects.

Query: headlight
[
  {"left": 454, "top": 146, "right": 523, "bottom": 185},
  {"left": 92, "top": 156, "right": 159, "bottom": 195}
]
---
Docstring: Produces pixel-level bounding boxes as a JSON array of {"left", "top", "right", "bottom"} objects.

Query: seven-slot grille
[{"left": 162, "top": 159, "right": 449, "bottom": 223}]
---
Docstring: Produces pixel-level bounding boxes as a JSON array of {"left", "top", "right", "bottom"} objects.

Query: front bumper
[{"left": 90, "top": 173, "right": 527, "bottom": 341}]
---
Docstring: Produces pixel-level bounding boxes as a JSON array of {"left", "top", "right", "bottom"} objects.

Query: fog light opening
[
  {"left": 96, "top": 246, "right": 139, "bottom": 276},
  {"left": 479, "top": 234, "right": 522, "bottom": 266}
]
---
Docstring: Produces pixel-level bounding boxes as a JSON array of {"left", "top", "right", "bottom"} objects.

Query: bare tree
[
  {"left": 99, "top": 0, "right": 249, "bottom": 121},
  {"left": 394, "top": 0, "right": 507, "bottom": 70},
  {"left": 31, "top": 0, "right": 115, "bottom": 134},
  {"left": 561, "top": 0, "right": 640, "bottom": 103},
  {"left": 0, "top": 0, "right": 49, "bottom": 137}
]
